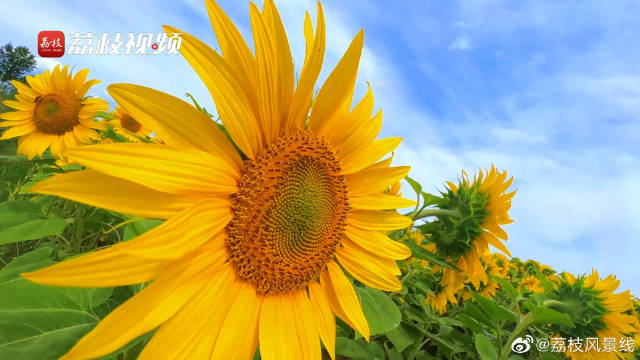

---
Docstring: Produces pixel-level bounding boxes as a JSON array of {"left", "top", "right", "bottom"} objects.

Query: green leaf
[
  {"left": 386, "top": 324, "right": 420, "bottom": 353},
  {"left": 475, "top": 334, "right": 498, "bottom": 360},
  {"left": 472, "top": 292, "right": 516, "bottom": 322},
  {"left": 0, "top": 250, "right": 114, "bottom": 360},
  {"left": 335, "top": 337, "right": 384, "bottom": 360},
  {"left": 356, "top": 288, "right": 401, "bottom": 335},
  {"left": 523, "top": 302, "right": 574, "bottom": 328},
  {"left": 0, "top": 218, "right": 72, "bottom": 245},
  {"left": 494, "top": 276, "right": 519, "bottom": 300},
  {"left": 123, "top": 219, "right": 163, "bottom": 241},
  {"left": 0, "top": 247, "right": 54, "bottom": 282},
  {"left": 421, "top": 192, "right": 443, "bottom": 207},
  {"left": 0, "top": 199, "right": 43, "bottom": 229},
  {"left": 401, "top": 238, "right": 459, "bottom": 270},
  {"left": 424, "top": 332, "right": 465, "bottom": 354},
  {"left": 462, "top": 302, "right": 494, "bottom": 328},
  {"left": 456, "top": 313, "right": 485, "bottom": 334},
  {"left": 405, "top": 176, "right": 422, "bottom": 199}
]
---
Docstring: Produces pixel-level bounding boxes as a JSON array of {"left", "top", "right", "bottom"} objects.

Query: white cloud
[
  {"left": 36, "top": 57, "right": 62, "bottom": 70},
  {"left": 449, "top": 35, "right": 471, "bottom": 51}
]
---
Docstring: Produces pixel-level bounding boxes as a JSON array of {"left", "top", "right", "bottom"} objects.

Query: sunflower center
[
  {"left": 120, "top": 114, "right": 142, "bottom": 133},
  {"left": 33, "top": 93, "right": 81, "bottom": 135},
  {"left": 225, "top": 130, "right": 349, "bottom": 295}
]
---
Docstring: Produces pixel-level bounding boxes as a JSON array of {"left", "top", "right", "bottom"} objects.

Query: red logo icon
[{"left": 38, "top": 31, "right": 65, "bottom": 57}]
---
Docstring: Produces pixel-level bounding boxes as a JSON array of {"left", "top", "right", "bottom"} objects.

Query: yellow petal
[
  {"left": 211, "top": 282, "right": 263, "bottom": 360},
  {"left": 308, "top": 31, "right": 363, "bottom": 139},
  {"left": 287, "top": 3, "right": 325, "bottom": 130},
  {"left": 71, "top": 68, "right": 90, "bottom": 91},
  {"left": 162, "top": 26, "right": 262, "bottom": 159},
  {"left": 337, "top": 237, "right": 402, "bottom": 291},
  {"left": 350, "top": 193, "right": 417, "bottom": 211},
  {"left": 361, "top": 154, "right": 393, "bottom": 171},
  {"left": 63, "top": 143, "right": 238, "bottom": 196},
  {"left": 333, "top": 85, "right": 374, "bottom": 150},
  {"left": 25, "top": 75, "right": 49, "bottom": 94},
  {"left": 2, "top": 99, "right": 35, "bottom": 112},
  {"left": 348, "top": 210, "right": 412, "bottom": 230},
  {"left": 76, "top": 79, "right": 100, "bottom": 98},
  {"left": 482, "top": 231, "right": 511, "bottom": 257},
  {"left": 0, "top": 121, "right": 35, "bottom": 139},
  {"left": 341, "top": 137, "right": 402, "bottom": 175},
  {"left": 138, "top": 264, "right": 240, "bottom": 360},
  {"left": 249, "top": 3, "right": 283, "bottom": 145},
  {"left": 11, "top": 80, "right": 38, "bottom": 99},
  {"left": 344, "top": 225, "right": 411, "bottom": 260},
  {"left": 320, "top": 261, "right": 370, "bottom": 340},
  {"left": 49, "top": 135, "right": 65, "bottom": 157},
  {"left": 308, "top": 281, "right": 336, "bottom": 360},
  {"left": 119, "top": 199, "right": 231, "bottom": 259},
  {"left": 346, "top": 166, "right": 410, "bottom": 196},
  {"left": 0, "top": 110, "right": 32, "bottom": 121},
  {"left": 108, "top": 83, "right": 243, "bottom": 169},
  {"left": 21, "top": 246, "right": 168, "bottom": 287},
  {"left": 484, "top": 221, "right": 508, "bottom": 240},
  {"left": 259, "top": 290, "right": 320, "bottom": 360},
  {"left": 30, "top": 170, "right": 197, "bottom": 219},
  {"left": 204, "top": 0, "right": 258, "bottom": 108},
  {"left": 17, "top": 132, "right": 51, "bottom": 159},
  {"left": 0, "top": 119, "right": 29, "bottom": 127},
  {"left": 261, "top": 0, "right": 294, "bottom": 138},
  {"left": 59, "top": 245, "right": 227, "bottom": 360}
]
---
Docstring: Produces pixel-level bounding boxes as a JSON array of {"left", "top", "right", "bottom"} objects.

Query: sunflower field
[{"left": 0, "top": 1, "right": 639, "bottom": 360}]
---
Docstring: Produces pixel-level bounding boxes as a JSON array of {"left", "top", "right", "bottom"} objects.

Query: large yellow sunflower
[
  {"left": 22, "top": 1, "right": 416, "bottom": 359},
  {"left": 548, "top": 271, "right": 639, "bottom": 360},
  {"left": 0, "top": 65, "right": 107, "bottom": 160}
]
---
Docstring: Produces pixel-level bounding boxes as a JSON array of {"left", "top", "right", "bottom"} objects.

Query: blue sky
[{"left": 1, "top": 0, "right": 639, "bottom": 294}]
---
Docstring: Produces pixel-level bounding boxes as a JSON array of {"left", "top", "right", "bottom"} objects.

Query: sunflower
[
  {"left": 107, "top": 106, "right": 153, "bottom": 142},
  {"left": 462, "top": 251, "right": 509, "bottom": 301},
  {"left": 22, "top": 1, "right": 416, "bottom": 359},
  {"left": 519, "top": 275, "right": 544, "bottom": 294},
  {"left": 426, "top": 166, "right": 515, "bottom": 312},
  {"left": 0, "top": 65, "right": 107, "bottom": 160},
  {"left": 547, "top": 271, "right": 640, "bottom": 360}
]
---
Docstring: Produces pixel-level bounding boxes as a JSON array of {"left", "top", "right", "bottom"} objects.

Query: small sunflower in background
[
  {"left": 492, "top": 252, "right": 512, "bottom": 278},
  {"left": 462, "top": 251, "right": 509, "bottom": 301},
  {"left": 547, "top": 271, "right": 640, "bottom": 360},
  {"left": 421, "top": 166, "right": 515, "bottom": 312},
  {"left": 21, "top": 1, "right": 416, "bottom": 359},
  {"left": 519, "top": 275, "right": 544, "bottom": 294},
  {"left": 0, "top": 65, "right": 107, "bottom": 160},
  {"left": 107, "top": 106, "right": 154, "bottom": 142}
]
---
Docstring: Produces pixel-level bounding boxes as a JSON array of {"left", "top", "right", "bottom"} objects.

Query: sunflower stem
[
  {"left": 103, "top": 218, "right": 140, "bottom": 235},
  {"left": 411, "top": 208, "right": 460, "bottom": 220},
  {"left": 542, "top": 299, "right": 570, "bottom": 310},
  {"left": 500, "top": 313, "right": 534, "bottom": 360}
]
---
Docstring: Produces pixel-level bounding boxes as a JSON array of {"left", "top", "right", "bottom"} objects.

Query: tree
[{"left": 0, "top": 43, "right": 37, "bottom": 93}]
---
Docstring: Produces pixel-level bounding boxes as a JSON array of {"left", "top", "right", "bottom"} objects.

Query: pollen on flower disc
[
  {"left": 33, "top": 93, "right": 81, "bottom": 135},
  {"left": 225, "top": 130, "right": 349, "bottom": 295}
]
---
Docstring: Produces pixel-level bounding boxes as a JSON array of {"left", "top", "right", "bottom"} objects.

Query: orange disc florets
[
  {"left": 119, "top": 113, "right": 142, "bottom": 133},
  {"left": 33, "top": 93, "right": 81, "bottom": 135},
  {"left": 225, "top": 130, "right": 349, "bottom": 295}
]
